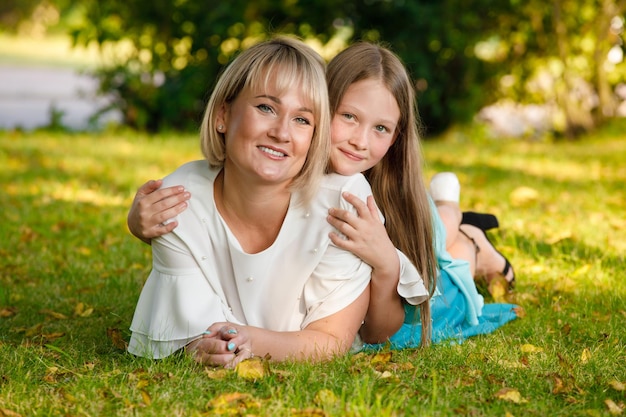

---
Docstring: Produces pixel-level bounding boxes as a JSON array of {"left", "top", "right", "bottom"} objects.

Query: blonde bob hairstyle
[{"left": 200, "top": 36, "right": 331, "bottom": 205}]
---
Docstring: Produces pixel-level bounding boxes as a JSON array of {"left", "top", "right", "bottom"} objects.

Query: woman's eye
[
  {"left": 342, "top": 113, "right": 355, "bottom": 121},
  {"left": 257, "top": 104, "right": 274, "bottom": 113},
  {"left": 375, "top": 125, "right": 389, "bottom": 133},
  {"left": 295, "top": 116, "right": 311, "bottom": 126}
]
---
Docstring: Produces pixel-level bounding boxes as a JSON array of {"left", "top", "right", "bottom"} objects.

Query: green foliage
[
  {"left": 60, "top": 0, "right": 516, "bottom": 133},
  {"left": 6, "top": 0, "right": 626, "bottom": 135},
  {"left": 1, "top": 127, "right": 625, "bottom": 415}
]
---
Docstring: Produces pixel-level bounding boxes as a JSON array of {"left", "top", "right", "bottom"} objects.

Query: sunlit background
[{"left": 1, "top": 0, "right": 625, "bottom": 138}]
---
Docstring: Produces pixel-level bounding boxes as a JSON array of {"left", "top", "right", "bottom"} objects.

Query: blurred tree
[
  {"left": 0, "top": 0, "right": 40, "bottom": 30},
  {"left": 63, "top": 0, "right": 625, "bottom": 136},
  {"left": 476, "top": 0, "right": 626, "bottom": 137}
]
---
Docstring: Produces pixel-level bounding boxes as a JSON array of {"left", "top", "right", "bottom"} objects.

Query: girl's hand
[
  {"left": 127, "top": 179, "right": 190, "bottom": 244},
  {"left": 186, "top": 324, "right": 254, "bottom": 368},
  {"left": 327, "top": 192, "right": 397, "bottom": 274}
]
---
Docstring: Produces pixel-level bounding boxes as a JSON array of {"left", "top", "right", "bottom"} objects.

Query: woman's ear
[{"left": 216, "top": 104, "right": 228, "bottom": 133}]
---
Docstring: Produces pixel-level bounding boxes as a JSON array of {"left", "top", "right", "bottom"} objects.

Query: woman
[
  {"left": 129, "top": 41, "right": 517, "bottom": 349},
  {"left": 127, "top": 37, "right": 380, "bottom": 368}
]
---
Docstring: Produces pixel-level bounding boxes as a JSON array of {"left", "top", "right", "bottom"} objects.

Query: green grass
[{"left": 1, "top": 125, "right": 625, "bottom": 416}]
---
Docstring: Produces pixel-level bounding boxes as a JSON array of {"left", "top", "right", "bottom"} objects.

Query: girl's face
[
  {"left": 330, "top": 78, "right": 400, "bottom": 176},
  {"left": 217, "top": 75, "right": 315, "bottom": 186}
]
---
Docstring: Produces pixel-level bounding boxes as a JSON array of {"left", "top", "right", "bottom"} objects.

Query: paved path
[{"left": 0, "top": 64, "right": 121, "bottom": 130}]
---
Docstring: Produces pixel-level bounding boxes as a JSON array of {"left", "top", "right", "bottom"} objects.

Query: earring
[{"left": 217, "top": 125, "right": 224, "bottom": 132}]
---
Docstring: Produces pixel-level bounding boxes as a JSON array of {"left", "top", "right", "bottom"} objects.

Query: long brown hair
[{"left": 327, "top": 42, "right": 437, "bottom": 346}]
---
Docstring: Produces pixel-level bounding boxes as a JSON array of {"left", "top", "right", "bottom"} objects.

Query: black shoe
[{"left": 462, "top": 211, "right": 499, "bottom": 231}]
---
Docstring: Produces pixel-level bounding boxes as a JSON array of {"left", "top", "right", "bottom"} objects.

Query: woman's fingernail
[
  {"left": 227, "top": 329, "right": 237, "bottom": 335},
  {"left": 202, "top": 330, "right": 211, "bottom": 335},
  {"left": 227, "top": 342, "right": 236, "bottom": 351}
]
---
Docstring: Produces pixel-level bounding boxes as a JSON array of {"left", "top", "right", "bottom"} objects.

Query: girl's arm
[
  {"left": 127, "top": 179, "right": 191, "bottom": 244},
  {"left": 327, "top": 192, "right": 405, "bottom": 343}
]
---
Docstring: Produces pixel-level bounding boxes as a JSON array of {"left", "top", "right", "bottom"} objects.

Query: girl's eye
[
  {"left": 342, "top": 113, "right": 355, "bottom": 121},
  {"left": 375, "top": 125, "right": 389, "bottom": 133}
]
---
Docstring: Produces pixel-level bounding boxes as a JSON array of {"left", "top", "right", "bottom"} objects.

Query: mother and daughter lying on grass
[{"left": 125, "top": 36, "right": 519, "bottom": 367}]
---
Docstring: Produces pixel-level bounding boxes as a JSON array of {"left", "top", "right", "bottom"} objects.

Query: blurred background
[{"left": 1, "top": 0, "right": 625, "bottom": 138}]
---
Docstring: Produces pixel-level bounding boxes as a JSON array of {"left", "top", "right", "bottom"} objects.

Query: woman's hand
[
  {"left": 186, "top": 324, "right": 254, "bottom": 368},
  {"left": 127, "top": 179, "right": 191, "bottom": 244},
  {"left": 327, "top": 192, "right": 397, "bottom": 274}
]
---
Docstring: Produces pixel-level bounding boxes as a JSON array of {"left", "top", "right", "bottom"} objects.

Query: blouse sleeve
[
  {"left": 396, "top": 249, "right": 429, "bottom": 305},
  {"left": 128, "top": 226, "right": 235, "bottom": 359},
  {"left": 300, "top": 174, "right": 373, "bottom": 328}
]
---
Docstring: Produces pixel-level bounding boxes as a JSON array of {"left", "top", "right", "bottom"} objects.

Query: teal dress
[{"left": 365, "top": 198, "right": 518, "bottom": 349}]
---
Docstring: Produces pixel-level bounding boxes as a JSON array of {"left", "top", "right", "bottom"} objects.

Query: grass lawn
[{"left": 0, "top": 124, "right": 625, "bottom": 416}]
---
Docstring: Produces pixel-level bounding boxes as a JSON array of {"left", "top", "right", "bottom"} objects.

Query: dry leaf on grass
[
  {"left": 509, "top": 186, "right": 539, "bottom": 207},
  {"left": 370, "top": 351, "right": 392, "bottom": 365},
  {"left": 609, "top": 380, "right": 626, "bottom": 391},
  {"left": 107, "top": 328, "right": 128, "bottom": 350},
  {"left": 290, "top": 408, "right": 328, "bottom": 416},
  {"left": 206, "top": 392, "right": 261, "bottom": 414},
  {"left": 488, "top": 276, "right": 508, "bottom": 302},
  {"left": 513, "top": 306, "right": 526, "bottom": 318},
  {"left": 314, "top": 389, "right": 338, "bottom": 408},
  {"left": 605, "top": 399, "right": 624, "bottom": 415},
  {"left": 0, "top": 408, "right": 23, "bottom": 417},
  {"left": 520, "top": 344, "right": 543, "bottom": 353},
  {"left": 0, "top": 307, "right": 17, "bottom": 318},
  {"left": 205, "top": 368, "right": 230, "bottom": 380},
  {"left": 235, "top": 357, "right": 267, "bottom": 380},
  {"left": 140, "top": 390, "right": 151, "bottom": 406},
  {"left": 74, "top": 302, "right": 93, "bottom": 318},
  {"left": 40, "top": 309, "right": 68, "bottom": 320},
  {"left": 495, "top": 387, "right": 528, "bottom": 403},
  {"left": 42, "top": 332, "right": 65, "bottom": 342},
  {"left": 580, "top": 348, "right": 592, "bottom": 364}
]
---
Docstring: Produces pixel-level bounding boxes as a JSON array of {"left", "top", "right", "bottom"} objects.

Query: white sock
[{"left": 429, "top": 172, "right": 460, "bottom": 203}]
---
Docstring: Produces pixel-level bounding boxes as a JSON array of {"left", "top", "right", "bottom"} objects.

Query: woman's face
[
  {"left": 330, "top": 78, "right": 400, "bottom": 176},
  {"left": 218, "top": 75, "right": 315, "bottom": 186}
]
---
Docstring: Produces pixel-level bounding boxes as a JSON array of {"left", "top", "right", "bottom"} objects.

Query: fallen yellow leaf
[
  {"left": 205, "top": 368, "right": 230, "bottom": 379},
  {"left": 509, "top": 186, "right": 539, "bottom": 207},
  {"left": 290, "top": 408, "right": 327, "bottom": 416},
  {"left": 106, "top": 328, "right": 128, "bottom": 351},
  {"left": 513, "top": 306, "right": 526, "bottom": 319},
  {"left": 488, "top": 276, "right": 508, "bottom": 302},
  {"left": 40, "top": 309, "right": 68, "bottom": 320},
  {"left": 580, "top": 348, "right": 592, "bottom": 364},
  {"left": 546, "top": 230, "right": 573, "bottom": 245},
  {"left": 140, "top": 390, "right": 151, "bottom": 406},
  {"left": 609, "top": 380, "right": 626, "bottom": 391},
  {"left": 0, "top": 307, "right": 17, "bottom": 318},
  {"left": 573, "top": 264, "right": 592, "bottom": 277},
  {"left": 370, "top": 351, "right": 392, "bottom": 365},
  {"left": 520, "top": 344, "right": 543, "bottom": 353},
  {"left": 74, "top": 302, "right": 94, "bottom": 317},
  {"left": 206, "top": 392, "right": 261, "bottom": 414},
  {"left": 235, "top": 358, "right": 266, "bottom": 380},
  {"left": 495, "top": 388, "right": 528, "bottom": 404},
  {"left": 314, "top": 389, "right": 338, "bottom": 407},
  {"left": 0, "top": 408, "right": 23, "bottom": 417},
  {"left": 42, "top": 332, "right": 65, "bottom": 342},
  {"left": 605, "top": 399, "right": 624, "bottom": 415}
]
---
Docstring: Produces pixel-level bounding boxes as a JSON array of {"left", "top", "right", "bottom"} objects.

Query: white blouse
[{"left": 129, "top": 161, "right": 429, "bottom": 359}]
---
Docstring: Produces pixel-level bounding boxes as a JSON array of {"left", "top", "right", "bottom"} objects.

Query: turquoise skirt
[{"left": 364, "top": 268, "right": 518, "bottom": 350}]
